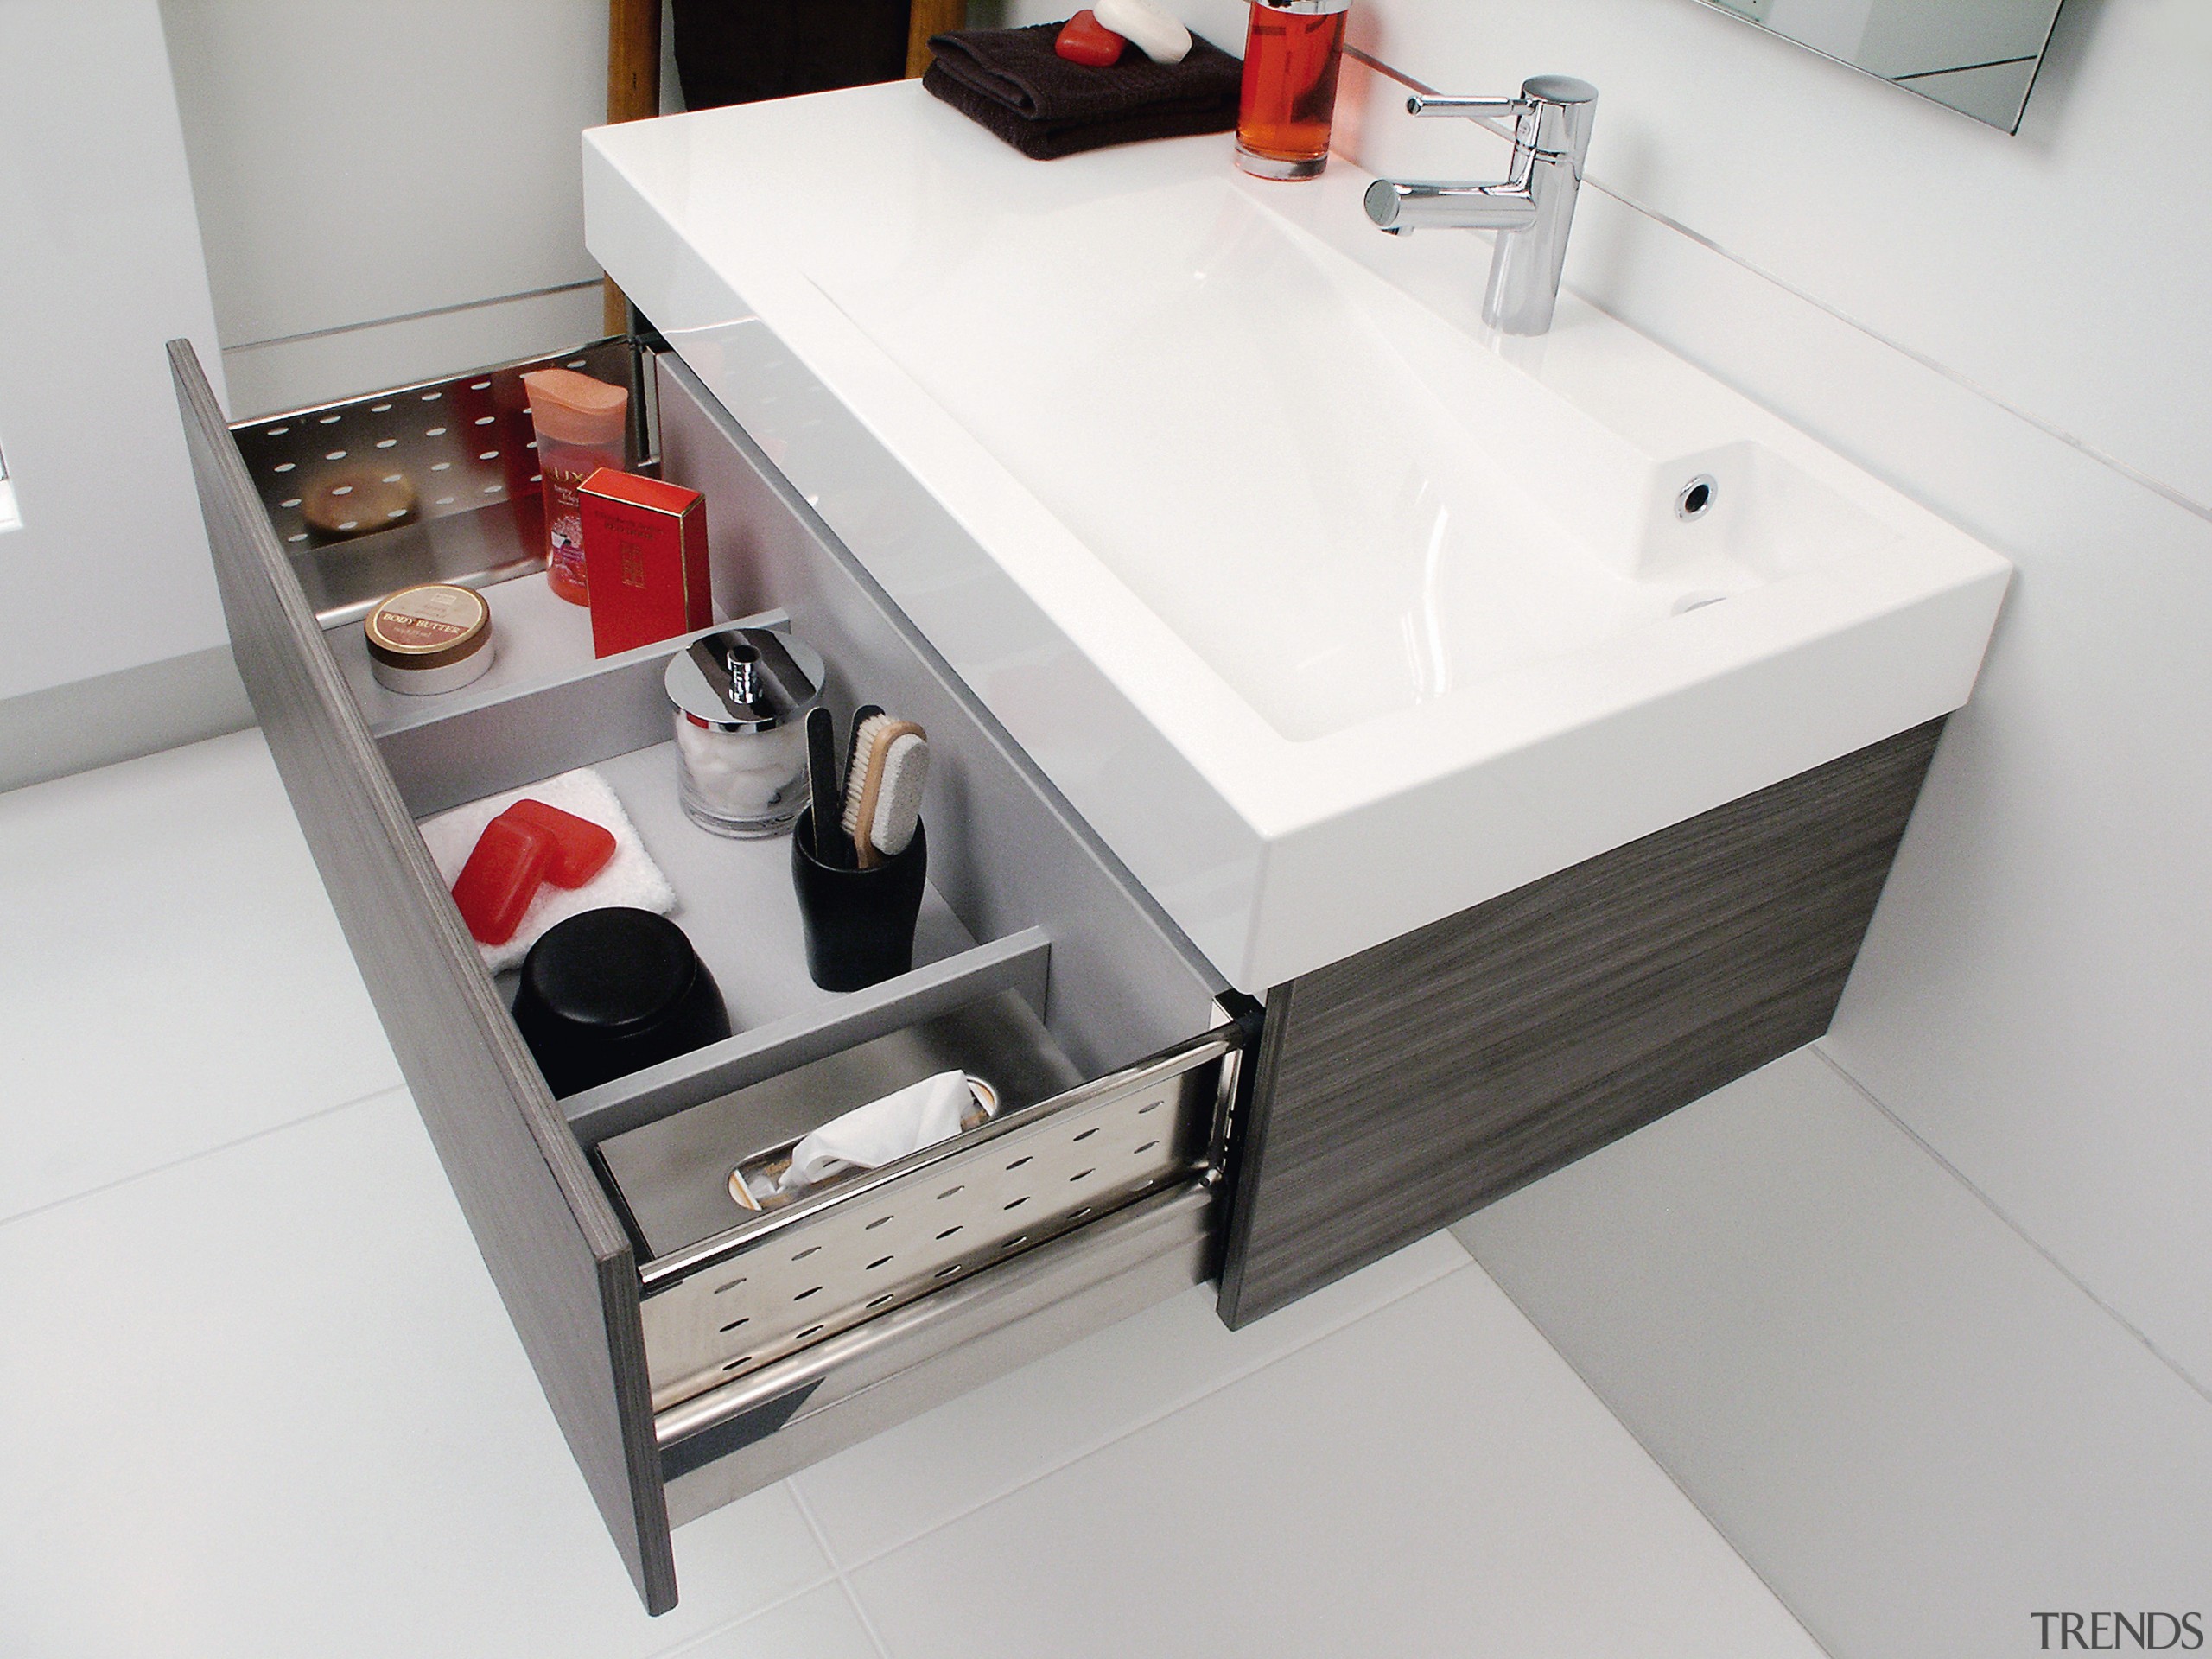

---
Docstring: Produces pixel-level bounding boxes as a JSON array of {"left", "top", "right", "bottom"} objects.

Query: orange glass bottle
[{"left": 1236, "top": 0, "right": 1351, "bottom": 181}]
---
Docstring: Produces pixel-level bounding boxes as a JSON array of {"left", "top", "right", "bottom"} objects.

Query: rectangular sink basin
[
  {"left": 807, "top": 177, "right": 1896, "bottom": 745},
  {"left": 584, "top": 80, "right": 2010, "bottom": 992}
]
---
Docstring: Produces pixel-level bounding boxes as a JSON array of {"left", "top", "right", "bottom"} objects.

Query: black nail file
[{"left": 805, "top": 705, "right": 842, "bottom": 866}]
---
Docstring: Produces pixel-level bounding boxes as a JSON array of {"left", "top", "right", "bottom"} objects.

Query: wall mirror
[{"left": 1696, "top": 0, "right": 2067, "bottom": 131}]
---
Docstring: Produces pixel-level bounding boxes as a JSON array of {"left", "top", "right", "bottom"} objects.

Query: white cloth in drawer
[
  {"left": 418, "top": 766, "right": 677, "bottom": 975},
  {"left": 778, "top": 1069, "right": 971, "bottom": 1193}
]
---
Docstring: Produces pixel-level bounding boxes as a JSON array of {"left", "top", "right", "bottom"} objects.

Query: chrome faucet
[{"left": 1363, "top": 76, "right": 1598, "bottom": 336}]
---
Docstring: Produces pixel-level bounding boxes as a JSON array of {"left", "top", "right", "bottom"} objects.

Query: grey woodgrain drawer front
[{"left": 170, "top": 337, "right": 1249, "bottom": 1616}]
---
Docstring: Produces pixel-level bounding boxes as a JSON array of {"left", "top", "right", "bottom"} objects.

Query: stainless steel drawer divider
[
  {"left": 227, "top": 337, "right": 649, "bottom": 627},
  {"left": 563, "top": 926, "right": 1053, "bottom": 1147},
  {"left": 371, "top": 607, "right": 788, "bottom": 816}
]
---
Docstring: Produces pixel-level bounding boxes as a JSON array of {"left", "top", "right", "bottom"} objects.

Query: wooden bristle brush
[
  {"left": 841, "top": 713, "right": 929, "bottom": 869},
  {"left": 834, "top": 702, "right": 882, "bottom": 867}
]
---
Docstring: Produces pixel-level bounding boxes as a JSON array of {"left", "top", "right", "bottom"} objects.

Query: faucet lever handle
[
  {"left": 1404, "top": 92, "right": 1529, "bottom": 149},
  {"left": 1407, "top": 79, "right": 1597, "bottom": 158},
  {"left": 1404, "top": 93, "right": 1520, "bottom": 121}
]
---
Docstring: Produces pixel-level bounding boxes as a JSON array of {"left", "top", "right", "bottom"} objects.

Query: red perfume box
[{"left": 577, "top": 467, "right": 712, "bottom": 658}]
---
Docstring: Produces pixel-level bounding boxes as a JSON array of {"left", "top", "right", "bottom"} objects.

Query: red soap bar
[
  {"left": 452, "top": 814, "right": 556, "bottom": 945},
  {"left": 499, "top": 799, "right": 616, "bottom": 888},
  {"left": 1056, "top": 10, "right": 1126, "bottom": 65}
]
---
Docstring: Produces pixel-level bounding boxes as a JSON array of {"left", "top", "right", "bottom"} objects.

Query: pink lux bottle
[
  {"left": 1236, "top": 0, "right": 1351, "bottom": 181},
  {"left": 521, "top": 368, "right": 631, "bottom": 606}
]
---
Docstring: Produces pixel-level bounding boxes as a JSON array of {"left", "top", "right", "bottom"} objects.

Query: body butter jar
[
  {"left": 664, "top": 626, "right": 826, "bottom": 837},
  {"left": 364, "top": 582, "right": 494, "bottom": 695}
]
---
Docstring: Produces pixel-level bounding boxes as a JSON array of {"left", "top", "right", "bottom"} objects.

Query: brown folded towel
[{"left": 924, "top": 22, "right": 1243, "bottom": 161}]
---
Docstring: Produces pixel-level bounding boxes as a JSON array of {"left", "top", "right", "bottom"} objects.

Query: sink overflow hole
[{"left": 1675, "top": 474, "right": 1718, "bottom": 521}]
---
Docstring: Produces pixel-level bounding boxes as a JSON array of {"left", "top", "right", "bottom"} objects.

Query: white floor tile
[
  {"left": 0, "top": 730, "right": 402, "bottom": 1221},
  {"left": 1459, "top": 1046, "right": 2212, "bottom": 1659},
  {"left": 661, "top": 1580, "right": 885, "bottom": 1659},
  {"left": 0, "top": 1091, "right": 826, "bottom": 1659},
  {"left": 793, "top": 1230, "right": 1469, "bottom": 1565},
  {"left": 845, "top": 1266, "right": 1821, "bottom": 1659}
]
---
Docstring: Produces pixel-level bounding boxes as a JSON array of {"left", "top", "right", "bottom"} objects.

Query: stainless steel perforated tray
[
  {"left": 597, "top": 991, "right": 1086, "bottom": 1262},
  {"left": 229, "top": 337, "right": 649, "bottom": 626},
  {"left": 630, "top": 1025, "right": 1235, "bottom": 1414}
]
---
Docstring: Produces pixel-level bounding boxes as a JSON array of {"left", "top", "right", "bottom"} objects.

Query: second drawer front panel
[{"left": 639, "top": 1033, "right": 1232, "bottom": 1413}]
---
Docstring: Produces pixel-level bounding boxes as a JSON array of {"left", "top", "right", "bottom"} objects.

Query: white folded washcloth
[
  {"left": 779, "top": 1069, "right": 971, "bottom": 1193},
  {"left": 418, "top": 766, "right": 677, "bottom": 974}
]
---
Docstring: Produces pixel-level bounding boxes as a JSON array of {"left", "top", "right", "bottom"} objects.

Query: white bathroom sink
[
  {"left": 585, "top": 80, "right": 2009, "bottom": 992},
  {"left": 805, "top": 175, "right": 1900, "bottom": 744}
]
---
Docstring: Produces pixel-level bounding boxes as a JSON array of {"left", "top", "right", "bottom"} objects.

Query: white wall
[
  {"left": 1338, "top": 0, "right": 2212, "bottom": 1639},
  {"left": 1001, "top": 0, "right": 2212, "bottom": 1640},
  {"left": 159, "top": 0, "right": 620, "bottom": 417},
  {"left": 1120, "top": 0, "right": 2212, "bottom": 1405},
  {"left": 2, "top": 2, "right": 644, "bottom": 786},
  {"left": 0, "top": 0, "right": 236, "bottom": 740},
  {"left": 1381, "top": 0, "right": 2212, "bottom": 1391},
  {"left": 1323, "top": 3, "right": 2212, "bottom": 1642}
]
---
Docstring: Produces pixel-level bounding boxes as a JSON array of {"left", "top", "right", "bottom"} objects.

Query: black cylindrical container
[
  {"left": 512, "top": 907, "right": 730, "bottom": 1097},
  {"left": 791, "top": 807, "right": 927, "bottom": 992}
]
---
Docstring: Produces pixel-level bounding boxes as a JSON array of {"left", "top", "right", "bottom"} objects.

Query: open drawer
[{"left": 170, "top": 337, "right": 1255, "bottom": 1614}]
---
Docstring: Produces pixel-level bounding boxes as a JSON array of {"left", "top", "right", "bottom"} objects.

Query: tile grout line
[
  {"left": 788, "top": 1480, "right": 897, "bottom": 1659},
  {"left": 818, "top": 1246, "right": 1472, "bottom": 1574},
  {"left": 1808, "top": 1042, "right": 2212, "bottom": 1409},
  {"left": 0, "top": 1078, "right": 410, "bottom": 1234}
]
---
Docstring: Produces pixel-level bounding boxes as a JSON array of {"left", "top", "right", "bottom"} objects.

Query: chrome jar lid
[{"left": 664, "top": 626, "right": 825, "bottom": 734}]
